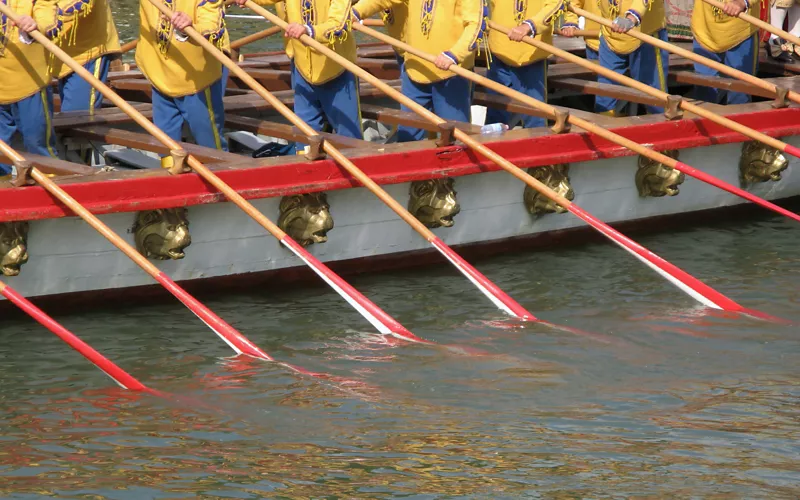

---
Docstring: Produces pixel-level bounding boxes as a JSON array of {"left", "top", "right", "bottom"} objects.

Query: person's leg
[
  {"left": 631, "top": 28, "right": 668, "bottom": 114},
  {"left": 179, "top": 78, "right": 228, "bottom": 151},
  {"left": 483, "top": 58, "right": 513, "bottom": 126},
  {"left": 513, "top": 60, "right": 547, "bottom": 128},
  {"left": 431, "top": 74, "right": 472, "bottom": 124},
  {"left": 59, "top": 56, "right": 112, "bottom": 113},
  {"left": 292, "top": 64, "right": 326, "bottom": 152},
  {"left": 15, "top": 88, "right": 58, "bottom": 159},
  {"left": 319, "top": 71, "right": 363, "bottom": 139},
  {"left": 585, "top": 47, "right": 599, "bottom": 61},
  {"left": 397, "top": 68, "right": 433, "bottom": 142},
  {"left": 0, "top": 103, "right": 17, "bottom": 175},
  {"left": 770, "top": 5, "right": 789, "bottom": 42},
  {"left": 595, "top": 36, "right": 630, "bottom": 114},
  {"left": 151, "top": 86, "right": 185, "bottom": 168},
  {"left": 692, "top": 38, "right": 724, "bottom": 104},
  {"left": 723, "top": 34, "right": 758, "bottom": 104}
]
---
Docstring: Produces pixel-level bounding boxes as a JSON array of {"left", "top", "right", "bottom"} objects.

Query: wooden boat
[{"left": 1, "top": 38, "right": 798, "bottom": 306}]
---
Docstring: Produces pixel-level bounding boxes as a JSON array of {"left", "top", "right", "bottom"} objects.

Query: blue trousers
[
  {"left": 0, "top": 88, "right": 58, "bottom": 175},
  {"left": 485, "top": 58, "right": 546, "bottom": 128},
  {"left": 292, "top": 64, "right": 362, "bottom": 152},
  {"left": 398, "top": 69, "right": 471, "bottom": 142},
  {"left": 596, "top": 28, "right": 669, "bottom": 114},
  {"left": 152, "top": 71, "right": 228, "bottom": 152},
  {"left": 693, "top": 34, "right": 757, "bottom": 105},
  {"left": 586, "top": 47, "right": 599, "bottom": 61},
  {"left": 58, "top": 55, "right": 112, "bottom": 113}
]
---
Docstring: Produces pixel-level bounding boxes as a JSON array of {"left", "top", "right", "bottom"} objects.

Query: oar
[
  {"left": 570, "top": 5, "right": 800, "bottom": 109},
  {"left": 0, "top": 138, "right": 281, "bottom": 361},
  {"left": 120, "top": 39, "right": 138, "bottom": 54},
  {"left": 146, "top": 0, "right": 534, "bottom": 322},
  {"left": 230, "top": 25, "right": 281, "bottom": 52},
  {"left": 0, "top": 278, "right": 150, "bottom": 391},
  {"left": 488, "top": 20, "right": 800, "bottom": 224},
  {"left": 0, "top": 3, "right": 418, "bottom": 344},
  {"left": 248, "top": 7, "right": 770, "bottom": 318},
  {"left": 702, "top": 0, "right": 800, "bottom": 48},
  {"left": 556, "top": 28, "right": 599, "bottom": 38}
]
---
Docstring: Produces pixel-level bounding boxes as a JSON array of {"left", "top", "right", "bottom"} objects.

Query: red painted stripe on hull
[
  {"left": 280, "top": 237, "right": 429, "bottom": 343},
  {"left": 675, "top": 161, "right": 800, "bottom": 223},
  {"left": 1, "top": 285, "right": 147, "bottom": 391},
  {"left": 154, "top": 272, "right": 275, "bottom": 360},
  {"left": 567, "top": 204, "right": 744, "bottom": 311},
  {"left": 430, "top": 237, "right": 536, "bottom": 320}
]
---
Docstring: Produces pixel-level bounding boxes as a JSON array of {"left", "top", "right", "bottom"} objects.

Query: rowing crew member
[
  {"left": 0, "top": 0, "right": 59, "bottom": 178},
  {"left": 691, "top": 0, "right": 761, "bottom": 104},
  {"left": 240, "top": 0, "right": 363, "bottom": 152},
  {"left": 137, "top": 0, "right": 230, "bottom": 168},
  {"left": 353, "top": 0, "right": 486, "bottom": 142},
  {"left": 51, "top": 0, "right": 121, "bottom": 114},
  {"left": 594, "top": 0, "right": 668, "bottom": 116},
  {"left": 561, "top": 0, "right": 602, "bottom": 61},
  {"left": 485, "top": 0, "right": 566, "bottom": 129}
]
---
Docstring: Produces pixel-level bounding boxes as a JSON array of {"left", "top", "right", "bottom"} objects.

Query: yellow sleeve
[
  {"left": 195, "top": 0, "right": 226, "bottom": 48},
  {"left": 34, "top": 0, "right": 65, "bottom": 39},
  {"left": 249, "top": 0, "right": 283, "bottom": 5},
  {"left": 351, "top": 0, "right": 400, "bottom": 23},
  {"left": 446, "top": 0, "right": 484, "bottom": 63},
  {"left": 308, "top": 0, "right": 352, "bottom": 44},
  {"left": 625, "top": 0, "right": 650, "bottom": 25},
  {"left": 528, "top": 0, "right": 565, "bottom": 34},
  {"left": 561, "top": 0, "right": 581, "bottom": 29}
]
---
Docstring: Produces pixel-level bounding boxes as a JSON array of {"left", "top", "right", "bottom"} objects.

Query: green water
[{"left": 1, "top": 207, "right": 799, "bottom": 497}]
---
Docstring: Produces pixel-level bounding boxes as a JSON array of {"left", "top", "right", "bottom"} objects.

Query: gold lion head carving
[
  {"left": 636, "top": 150, "right": 685, "bottom": 197},
  {"left": 408, "top": 178, "right": 460, "bottom": 228},
  {"left": 132, "top": 208, "right": 191, "bottom": 260},
  {"left": 278, "top": 193, "right": 334, "bottom": 247},
  {"left": 0, "top": 221, "right": 29, "bottom": 277},
  {"left": 739, "top": 141, "right": 788, "bottom": 185},
  {"left": 523, "top": 164, "right": 574, "bottom": 215}
]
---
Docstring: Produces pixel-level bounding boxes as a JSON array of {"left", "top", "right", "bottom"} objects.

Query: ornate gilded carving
[
  {"left": 0, "top": 222, "right": 29, "bottom": 276},
  {"left": 523, "top": 164, "right": 574, "bottom": 214},
  {"left": 133, "top": 208, "right": 191, "bottom": 260},
  {"left": 635, "top": 150, "right": 685, "bottom": 197},
  {"left": 408, "top": 178, "right": 460, "bottom": 228},
  {"left": 739, "top": 141, "right": 789, "bottom": 185},
  {"left": 278, "top": 193, "right": 334, "bottom": 247}
]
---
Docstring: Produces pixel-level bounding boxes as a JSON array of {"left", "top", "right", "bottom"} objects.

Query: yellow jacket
[
  {"left": 354, "top": 0, "right": 486, "bottom": 83},
  {"left": 253, "top": 0, "right": 355, "bottom": 85},
  {"left": 488, "top": 0, "right": 565, "bottom": 67},
  {"left": 0, "top": 0, "right": 59, "bottom": 104},
  {"left": 598, "top": 0, "right": 665, "bottom": 54},
  {"left": 562, "top": 0, "right": 601, "bottom": 51},
  {"left": 50, "top": 0, "right": 121, "bottom": 79},
  {"left": 692, "top": 0, "right": 760, "bottom": 53},
  {"left": 136, "top": 0, "right": 229, "bottom": 97}
]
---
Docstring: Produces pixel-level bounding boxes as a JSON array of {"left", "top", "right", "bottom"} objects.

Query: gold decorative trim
[
  {"left": 408, "top": 178, "right": 460, "bottom": 228},
  {"left": 0, "top": 222, "right": 29, "bottom": 277},
  {"left": 133, "top": 208, "right": 191, "bottom": 260},
  {"left": 739, "top": 141, "right": 788, "bottom": 185},
  {"left": 636, "top": 150, "right": 685, "bottom": 197},
  {"left": 278, "top": 193, "right": 334, "bottom": 247},
  {"left": 524, "top": 164, "right": 574, "bottom": 214}
]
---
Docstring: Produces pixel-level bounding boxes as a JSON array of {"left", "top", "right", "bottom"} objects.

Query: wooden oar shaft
[
  {"left": 702, "top": 0, "right": 800, "bottom": 48},
  {"left": 570, "top": 6, "right": 800, "bottom": 105},
  {"left": 120, "top": 39, "right": 138, "bottom": 54},
  {"left": 230, "top": 25, "right": 281, "bottom": 50},
  {"left": 556, "top": 28, "right": 600, "bottom": 38},
  {"left": 488, "top": 21, "right": 793, "bottom": 155}
]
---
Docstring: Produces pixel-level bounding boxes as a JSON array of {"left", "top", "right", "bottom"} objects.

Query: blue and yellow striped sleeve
[
  {"left": 309, "top": 0, "right": 351, "bottom": 43},
  {"left": 195, "top": 0, "right": 226, "bottom": 47},
  {"left": 446, "top": 0, "right": 483, "bottom": 63}
]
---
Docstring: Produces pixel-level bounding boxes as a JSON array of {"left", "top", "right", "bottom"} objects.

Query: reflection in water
[{"left": 1, "top": 209, "right": 799, "bottom": 496}]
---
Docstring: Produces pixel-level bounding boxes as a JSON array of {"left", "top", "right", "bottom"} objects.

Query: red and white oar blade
[
  {"left": 568, "top": 204, "right": 745, "bottom": 311},
  {"left": 280, "top": 236, "right": 431, "bottom": 344},
  {"left": 1, "top": 283, "right": 148, "bottom": 391},
  {"left": 674, "top": 160, "right": 800, "bottom": 224},
  {"left": 154, "top": 272, "right": 276, "bottom": 360},
  {"left": 429, "top": 237, "right": 537, "bottom": 320}
]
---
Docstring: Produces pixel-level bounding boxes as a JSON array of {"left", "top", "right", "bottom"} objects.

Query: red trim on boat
[{"left": 2, "top": 107, "right": 800, "bottom": 222}]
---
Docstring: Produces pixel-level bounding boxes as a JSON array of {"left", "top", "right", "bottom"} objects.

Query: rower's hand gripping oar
[
  {"left": 0, "top": 3, "right": 416, "bottom": 348},
  {"left": 256, "top": 8, "right": 774, "bottom": 319},
  {"left": 0, "top": 272, "right": 150, "bottom": 392},
  {"left": 570, "top": 5, "right": 800, "bottom": 111},
  {"left": 488, "top": 20, "right": 800, "bottom": 225},
  {"left": 171, "top": 0, "right": 536, "bottom": 323},
  {"left": 702, "top": 0, "right": 800, "bottom": 50}
]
